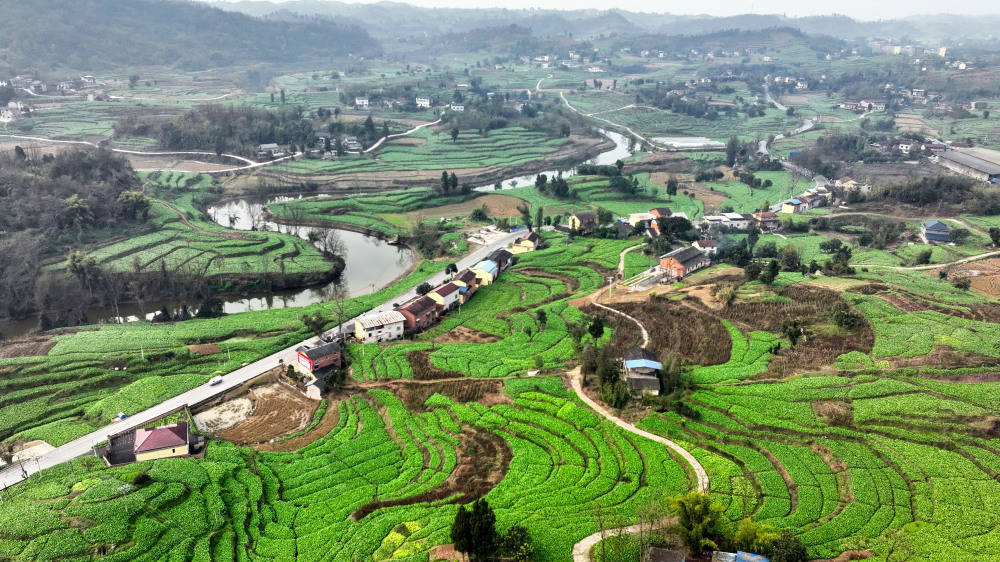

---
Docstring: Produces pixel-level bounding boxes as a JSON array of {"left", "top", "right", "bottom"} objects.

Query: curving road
[{"left": 0, "top": 230, "right": 521, "bottom": 491}]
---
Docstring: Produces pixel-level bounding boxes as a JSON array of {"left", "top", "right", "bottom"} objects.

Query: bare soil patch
[
  {"left": 819, "top": 115, "right": 845, "bottom": 123},
  {"left": 402, "top": 193, "right": 524, "bottom": 222},
  {"left": 628, "top": 153, "right": 693, "bottom": 175},
  {"left": 186, "top": 344, "right": 221, "bottom": 356},
  {"left": 928, "top": 258, "right": 1000, "bottom": 299},
  {"left": 434, "top": 325, "right": 500, "bottom": 344},
  {"left": 813, "top": 401, "right": 853, "bottom": 427},
  {"left": 352, "top": 425, "right": 512, "bottom": 520},
  {"left": 894, "top": 114, "right": 939, "bottom": 136},
  {"left": 126, "top": 155, "right": 234, "bottom": 172},
  {"left": 685, "top": 183, "right": 732, "bottom": 211},
  {"left": 192, "top": 397, "right": 253, "bottom": 433},
  {"left": 255, "top": 399, "right": 341, "bottom": 453},
  {"left": 213, "top": 384, "right": 319, "bottom": 444},
  {"left": 0, "top": 335, "right": 56, "bottom": 358},
  {"left": 779, "top": 94, "right": 811, "bottom": 104}
]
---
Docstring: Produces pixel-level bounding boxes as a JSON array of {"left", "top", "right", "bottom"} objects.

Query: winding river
[{"left": 1, "top": 129, "right": 632, "bottom": 337}]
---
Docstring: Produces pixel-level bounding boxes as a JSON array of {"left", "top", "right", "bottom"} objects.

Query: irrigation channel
[{"left": 1, "top": 130, "right": 633, "bottom": 337}]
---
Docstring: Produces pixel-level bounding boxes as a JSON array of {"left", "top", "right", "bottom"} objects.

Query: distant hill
[
  {"left": 0, "top": 0, "right": 381, "bottom": 73},
  {"left": 207, "top": 1, "right": 1000, "bottom": 45}
]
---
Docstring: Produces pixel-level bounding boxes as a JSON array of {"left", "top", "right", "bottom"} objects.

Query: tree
[
  {"left": 744, "top": 262, "right": 763, "bottom": 281},
  {"left": 760, "top": 259, "right": 780, "bottom": 285},
  {"left": 782, "top": 319, "right": 804, "bottom": 347},
  {"left": 534, "top": 206, "right": 544, "bottom": 233},
  {"left": 953, "top": 277, "right": 972, "bottom": 290},
  {"left": 382, "top": 121, "right": 389, "bottom": 139},
  {"left": 129, "top": 74, "right": 140, "bottom": 88},
  {"left": 449, "top": 172, "right": 458, "bottom": 192},
  {"left": 416, "top": 282, "right": 433, "bottom": 295},
  {"left": 588, "top": 317, "right": 605, "bottom": 339},
  {"left": 499, "top": 525, "right": 534, "bottom": 561},
  {"left": 770, "top": 529, "right": 808, "bottom": 562},
  {"left": 14, "top": 145, "right": 26, "bottom": 160},
  {"left": 733, "top": 517, "right": 779, "bottom": 553},
  {"left": 747, "top": 228, "right": 759, "bottom": 250},
  {"left": 950, "top": 228, "right": 971, "bottom": 244},
  {"left": 615, "top": 159, "right": 624, "bottom": 174},
  {"left": 270, "top": 92, "right": 275, "bottom": 103},
  {"left": 668, "top": 491, "right": 726, "bottom": 554},
  {"left": 779, "top": 245, "right": 801, "bottom": 271},
  {"left": 441, "top": 171, "right": 450, "bottom": 192},
  {"left": 450, "top": 505, "right": 473, "bottom": 558},
  {"left": 819, "top": 238, "right": 843, "bottom": 253},
  {"left": 985, "top": 110, "right": 991, "bottom": 119},
  {"left": 518, "top": 204, "right": 532, "bottom": 231},
  {"left": 280, "top": 89, "right": 286, "bottom": 104},
  {"left": 726, "top": 136, "right": 739, "bottom": 167},
  {"left": 596, "top": 208, "right": 612, "bottom": 225},
  {"left": 666, "top": 176, "right": 678, "bottom": 198},
  {"left": 300, "top": 312, "right": 326, "bottom": 336},
  {"left": 466, "top": 499, "right": 499, "bottom": 561},
  {"left": 658, "top": 350, "right": 681, "bottom": 395},
  {"left": 451, "top": 127, "right": 460, "bottom": 142},
  {"left": 990, "top": 227, "right": 1000, "bottom": 248},
  {"left": 535, "top": 309, "right": 547, "bottom": 328}
]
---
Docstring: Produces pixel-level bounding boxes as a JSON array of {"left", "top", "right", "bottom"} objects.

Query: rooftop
[
  {"left": 134, "top": 422, "right": 188, "bottom": 454},
  {"left": 357, "top": 310, "right": 406, "bottom": 329},
  {"left": 398, "top": 295, "right": 438, "bottom": 315},
  {"left": 937, "top": 149, "right": 1000, "bottom": 175},
  {"left": 431, "top": 282, "right": 459, "bottom": 297},
  {"left": 301, "top": 341, "right": 341, "bottom": 360}
]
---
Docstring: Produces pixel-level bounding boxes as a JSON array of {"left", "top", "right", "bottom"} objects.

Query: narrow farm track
[
  {"left": 362, "top": 117, "right": 442, "bottom": 153},
  {"left": 590, "top": 286, "right": 649, "bottom": 348},
  {"left": 617, "top": 243, "right": 646, "bottom": 277},
  {"left": 856, "top": 250, "right": 1000, "bottom": 270},
  {"left": 568, "top": 367, "right": 709, "bottom": 560}
]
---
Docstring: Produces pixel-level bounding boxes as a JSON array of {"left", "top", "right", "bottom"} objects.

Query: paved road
[{"left": 0, "top": 230, "right": 520, "bottom": 490}]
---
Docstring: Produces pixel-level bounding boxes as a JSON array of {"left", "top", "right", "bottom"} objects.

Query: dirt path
[
  {"left": 590, "top": 284, "right": 649, "bottom": 347},
  {"left": 855, "top": 250, "right": 1000, "bottom": 271},
  {"left": 568, "top": 367, "right": 709, "bottom": 560},
  {"left": 571, "top": 519, "right": 674, "bottom": 561},
  {"left": 618, "top": 243, "right": 646, "bottom": 277}
]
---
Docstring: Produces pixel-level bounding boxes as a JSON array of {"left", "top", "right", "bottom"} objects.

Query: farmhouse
[
  {"left": 257, "top": 143, "right": 282, "bottom": 159},
  {"left": 415, "top": 97, "right": 431, "bottom": 108},
  {"left": 354, "top": 311, "right": 406, "bottom": 342},
  {"left": 659, "top": 246, "right": 711, "bottom": 278},
  {"left": 781, "top": 198, "right": 803, "bottom": 214},
  {"left": 452, "top": 269, "right": 480, "bottom": 301},
  {"left": 649, "top": 207, "right": 672, "bottom": 218},
  {"left": 134, "top": 422, "right": 190, "bottom": 462},
  {"left": 628, "top": 212, "right": 656, "bottom": 227},
  {"left": 568, "top": 212, "right": 597, "bottom": 233},
  {"left": 450, "top": 103, "right": 465, "bottom": 112},
  {"left": 488, "top": 248, "right": 514, "bottom": 270},
  {"left": 427, "top": 282, "right": 460, "bottom": 312},
  {"left": 693, "top": 239, "right": 719, "bottom": 255},
  {"left": 622, "top": 348, "right": 662, "bottom": 394},
  {"left": 297, "top": 342, "right": 342, "bottom": 373},
  {"left": 933, "top": 149, "right": 1000, "bottom": 183},
  {"left": 471, "top": 259, "right": 499, "bottom": 285},
  {"left": 722, "top": 212, "right": 752, "bottom": 229},
  {"left": 512, "top": 231, "right": 541, "bottom": 253},
  {"left": 397, "top": 295, "right": 439, "bottom": 332},
  {"left": 920, "top": 220, "right": 951, "bottom": 243},
  {"left": 355, "top": 97, "right": 369, "bottom": 108}
]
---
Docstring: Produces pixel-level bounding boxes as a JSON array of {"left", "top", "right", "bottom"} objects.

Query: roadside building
[
  {"left": 722, "top": 212, "right": 752, "bottom": 229},
  {"left": 920, "top": 220, "right": 951, "bottom": 243},
  {"left": 256, "top": 143, "right": 281, "bottom": 159},
  {"left": 452, "top": 269, "right": 479, "bottom": 301},
  {"left": 568, "top": 212, "right": 597, "bottom": 233},
  {"left": 354, "top": 311, "right": 406, "bottom": 343},
  {"left": 415, "top": 97, "right": 431, "bottom": 108},
  {"left": 622, "top": 348, "right": 662, "bottom": 394},
  {"left": 488, "top": 248, "right": 514, "bottom": 270},
  {"left": 397, "top": 295, "right": 439, "bottom": 332},
  {"left": 659, "top": 246, "right": 711, "bottom": 278},
  {"left": 134, "top": 422, "right": 190, "bottom": 462},
  {"left": 427, "top": 282, "right": 461, "bottom": 312},
  {"left": 471, "top": 259, "right": 499, "bottom": 285},
  {"left": 355, "top": 97, "right": 369, "bottom": 108},
  {"left": 512, "top": 231, "right": 541, "bottom": 253},
  {"left": 693, "top": 239, "right": 719, "bottom": 256},
  {"left": 343, "top": 136, "right": 362, "bottom": 151},
  {"left": 701, "top": 215, "right": 728, "bottom": 231},
  {"left": 297, "top": 342, "right": 342, "bottom": 373}
]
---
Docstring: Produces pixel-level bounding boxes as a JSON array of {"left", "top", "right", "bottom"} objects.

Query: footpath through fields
[{"left": 0, "top": 230, "right": 520, "bottom": 490}]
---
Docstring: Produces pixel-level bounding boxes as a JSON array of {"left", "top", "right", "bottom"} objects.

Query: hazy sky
[{"left": 218, "top": 0, "right": 999, "bottom": 21}]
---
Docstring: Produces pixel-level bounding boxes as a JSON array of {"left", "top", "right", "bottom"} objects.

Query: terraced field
[
  {"left": 268, "top": 127, "right": 573, "bottom": 178},
  {"left": 0, "top": 377, "right": 689, "bottom": 560}
]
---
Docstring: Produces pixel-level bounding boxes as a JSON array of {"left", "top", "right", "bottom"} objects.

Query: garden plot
[{"left": 213, "top": 384, "right": 319, "bottom": 444}]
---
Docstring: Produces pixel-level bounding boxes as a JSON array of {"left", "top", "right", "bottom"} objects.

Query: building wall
[
  {"left": 472, "top": 269, "right": 494, "bottom": 285},
  {"left": 136, "top": 445, "right": 189, "bottom": 462}
]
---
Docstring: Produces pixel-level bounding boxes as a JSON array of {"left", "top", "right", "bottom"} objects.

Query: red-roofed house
[
  {"left": 427, "top": 282, "right": 460, "bottom": 312},
  {"left": 134, "top": 422, "right": 190, "bottom": 462}
]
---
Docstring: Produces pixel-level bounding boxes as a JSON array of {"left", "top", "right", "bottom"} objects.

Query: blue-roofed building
[
  {"left": 781, "top": 198, "right": 804, "bottom": 214},
  {"left": 921, "top": 219, "right": 950, "bottom": 243},
  {"left": 622, "top": 348, "right": 662, "bottom": 394},
  {"left": 471, "top": 259, "right": 499, "bottom": 285}
]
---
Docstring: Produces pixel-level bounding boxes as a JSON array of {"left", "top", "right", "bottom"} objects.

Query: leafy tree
[
  {"left": 596, "top": 208, "right": 612, "bottom": 225},
  {"left": 441, "top": 171, "right": 450, "bottom": 192},
  {"left": 450, "top": 505, "right": 473, "bottom": 557},
  {"left": 470, "top": 206, "right": 489, "bottom": 222},
  {"left": 744, "top": 262, "right": 763, "bottom": 281},
  {"left": 755, "top": 241, "right": 778, "bottom": 258},
  {"left": 464, "top": 499, "right": 499, "bottom": 561},
  {"left": 588, "top": 317, "right": 605, "bottom": 339},
  {"left": 990, "top": 227, "right": 1000, "bottom": 248},
  {"left": 819, "top": 238, "right": 843, "bottom": 253},
  {"left": 451, "top": 127, "right": 460, "bottom": 142},
  {"left": 830, "top": 301, "right": 862, "bottom": 330},
  {"left": 770, "top": 529, "right": 808, "bottom": 562},
  {"left": 300, "top": 311, "right": 326, "bottom": 336},
  {"left": 760, "top": 259, "right": 780, "bottom": 285},
  {"left": 615, "top": 159, "right": 625, "bottom": 174},
  {"left": 498, "top": 525, "right": 534, "bottom": 561},
  {"left": 668, "top": 491, "right": 727, "bottom": 553},
  {"left": 779, "top": 245, "right": 801, "bottom": 271},
  {"left": 658, "top": 350, "right": 682, "bottom": 395},
  {"left": 733, "top": 517, "right": 779, "bottom": 553},
  {"left": 913, "top": 249, "right": 933, "bottom": 265},
  {"left": 280, "top": 89, "right": 286, "bottom": 104},
  {"left": 949, "top": 228, "right": 971, "bottom": 244},
  {"left": 725, "top": 136, "right": 739, "bottom": 167},
  {"left": 534, "top": 206, "right": 544, "bottom": 233},
  {"left": 517, "top": 204, "right": 532, "bottom": 231},
  {"left": 953, "top": 277, "right": 972, "bottom": 290},
  {"left": 600, "top": 380, "right": 629, "bottom": 408},
  {"left": 666, "top": 176, "right": 678, "bottom": 198},
  {"left": 782, "top": 319, "right": 804, "bottom": 347},
  {"left": 747, "top": 228, "right": 759, "bottom": 250},
  {"left": 416, "top": 282, "right": 433, "bottom": 295},
  {"left": 449, "top": 173, "right": 459, "bottom": 192},
  {"left": 535, "top": 309, "right": 547, "bottom": 328}
]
